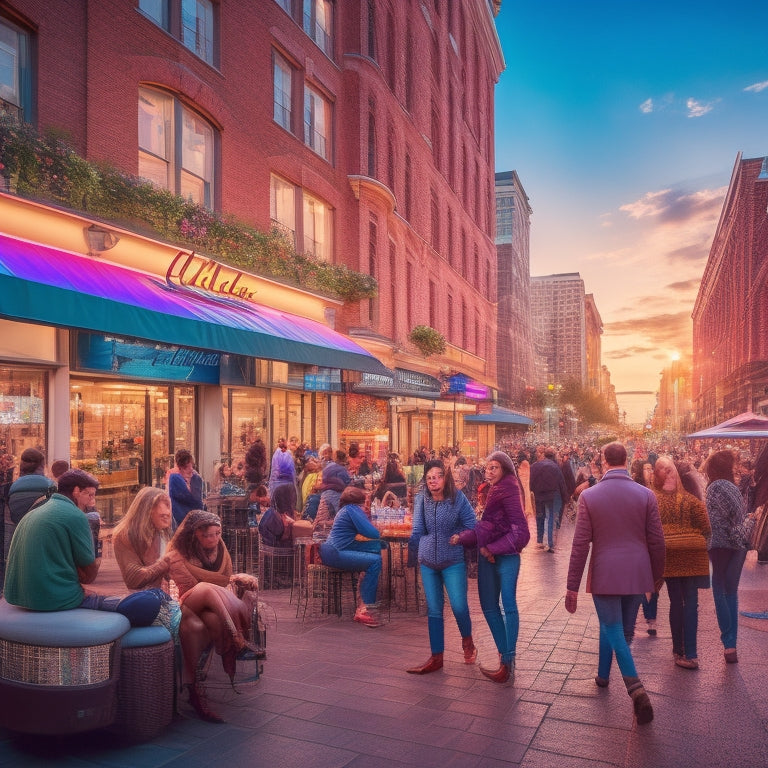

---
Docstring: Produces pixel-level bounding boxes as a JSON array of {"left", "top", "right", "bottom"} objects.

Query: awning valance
[
  {"left": 464, "top": 406, "right": 534, "bottom": 426},
  {"left": 352, "top": 368, "right": 442, "bottom": 399},
  {"left": 0, "top": 234, "right": 387, "bottom": 374}
]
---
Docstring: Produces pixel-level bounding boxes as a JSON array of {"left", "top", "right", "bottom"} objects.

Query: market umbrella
[{"left": 687, "top": 412, "right": 768, "bottom": 439}]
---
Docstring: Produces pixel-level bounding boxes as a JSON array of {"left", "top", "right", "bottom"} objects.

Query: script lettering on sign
[{"left": 166, "top": 251, "right": 259, "bottom": 302}]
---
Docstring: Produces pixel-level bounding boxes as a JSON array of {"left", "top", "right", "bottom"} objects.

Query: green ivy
[{"left": 0, "top": 114, "right": 377, "bottom": 302}]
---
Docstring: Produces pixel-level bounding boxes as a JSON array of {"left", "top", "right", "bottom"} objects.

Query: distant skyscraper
[
  {"left": 530, "top": 273, "right": 587, "bottom": 387},
  {"left": 495, "top": 171, "right": 534, "bottom": 405},
  {"left": 584, "top": 294, "right": 603, "bottom": 394}
]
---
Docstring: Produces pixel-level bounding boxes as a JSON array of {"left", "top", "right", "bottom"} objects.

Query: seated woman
[
  {"left": 166, "top": 509, "right": 259, "bottom": 723},
  {"left": 258, "top": 483, "right": 296, "bottom": 548},
  {"left": 319, "top": 486, "right": 385, "bottom": 628}
]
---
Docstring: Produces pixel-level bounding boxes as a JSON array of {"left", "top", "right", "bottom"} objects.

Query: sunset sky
[{"left": 493, "top": 1, "right": 768, "bottom": 423}]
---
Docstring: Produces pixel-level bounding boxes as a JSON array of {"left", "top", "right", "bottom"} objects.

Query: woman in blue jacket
[
  {"left": 319, "top": 485, "right": 385, "bottom": 627},
  {"left": 407, "top": 459, "right": 477, "bottom": 674}
]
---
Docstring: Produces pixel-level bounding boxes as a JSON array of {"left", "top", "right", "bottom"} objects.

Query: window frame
[
  {"left": 0, "top": 14, "right": 32, "bottom": 122},
  {"left": 138, "top": 86, "right": 216, "bottom": 209},
  {"left": 303, "top": 0, "right": 333, "bottom": 58},
  {"left": 303, "top": 82, "right": 332, "bottom": 161}
]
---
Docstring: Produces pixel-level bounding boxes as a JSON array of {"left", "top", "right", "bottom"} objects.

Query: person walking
[
  {"left": 652, "top": 456, "right": 711, "bottom": 670},
  {"left": 704, "top": 450, "right": 752, "bottom": 664},
  {"left": 406, "top": 459, "right": 477, "bottom": 675},
  {"left": 565, "top": 442, "right": 665, "bottom": 725},
  {"left": 453, "top": 451, "right": 530, "bottom": 684},
  {"left": 529, "top": 447, "right": 569, "bottom": 552}
]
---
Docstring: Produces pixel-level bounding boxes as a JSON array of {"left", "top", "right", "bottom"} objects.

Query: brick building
[
  {"left": 0, "top": 0, "right": 505, "bottom": 488},
  {"left": 692, "top": 153, "right": 768, "bottom": 425}
]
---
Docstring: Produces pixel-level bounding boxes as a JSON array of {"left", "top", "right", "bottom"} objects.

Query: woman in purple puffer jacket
[{"left": 452, "top": 451, "right": 530, "bottom": 683}]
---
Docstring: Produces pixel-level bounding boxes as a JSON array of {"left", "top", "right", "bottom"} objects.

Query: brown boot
[
  {"left": 623, "top": 676, "right": 654, "bottom": 724},
  {"left": 188, "top": 677, "right": 224, "bottom": 723},
  {"left": 407, "top": 653, "right": 443, "bottom": 674},
  {"left": 462, "top": 636, "right": 477, "bottom": 664}
]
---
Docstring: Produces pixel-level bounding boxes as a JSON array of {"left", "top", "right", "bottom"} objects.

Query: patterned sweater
[
  {"left": 654, "top": 489, "right": 711, "bottom": 578},
  {"left": 706, "top": 479, "right": 748, "bottom": 550}
]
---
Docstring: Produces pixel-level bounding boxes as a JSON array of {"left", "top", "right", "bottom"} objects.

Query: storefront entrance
[{"left": 70, "top": 379, "right": 195, "bottom": 522}]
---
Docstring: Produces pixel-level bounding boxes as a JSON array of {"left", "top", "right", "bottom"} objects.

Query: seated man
[{"left": 4, "top": 469, "right": 160, "bottom": 626}]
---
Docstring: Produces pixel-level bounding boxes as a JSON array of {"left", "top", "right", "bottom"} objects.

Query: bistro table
[{"left": 375, "top": 522, "right": 423, "bottom": 614}]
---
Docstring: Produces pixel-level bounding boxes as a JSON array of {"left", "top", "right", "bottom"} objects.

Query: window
[
  {"left": 274, "top": 0, "right": 292, "bottom": 13},
  {"left": 368, "top": 218, "right": 378, "bottom": 323},
  {"left": 406, "top": 260, "right": 414, "bottom": 331},
  {"left": 367, "top": 0, "right": 377, "bottom": 60},
  {"left": 138, "top": 87, "right": 215, "bottom": 207},
  {"left": 404, "top": 152, "right": 412, "bottom": 221},
  {"left": 304, "top": 84, "right": 331, "bottom": 160},
  {"left": 303, "top": 0, "right": 333, "bottom": 57},
  {"left": 273, "top": 52, "right": 292, "bottom": 131},
  {"left": 447, "top": 292, "right": 454, "bottom": 343},
  {"left": 139, "top": 0, "right": 216, "bottom": 66},
  {"left": 386, "top": 124, "right": 396, "bottom": 191},
  {"left": 461, "top": 299, "right": 468, "bottom": 348},
  {"left": 430, "top": 190, "right": 440, "bottom": 251},
  {"left": 385, "top": 11, "right": 396, "bottom": 91},
  {"left": 429, "top": 280, "right": 437, "bottom": 328},
  {"left": 446, "top": 207, "right": 454, "bottom": 266},
  {"left": 0, "top": 16, "right": 31, "bottom": 121},
  {"left": 389, "top": 241, "right": 397, "bottom": 340},
  {"left": 270, "top": 174, "right": 333, "bottom": 261},
  {"left": 367, "top": 98, "right": 377, "bottom": 177},
  {"left": 431, "top": 103, "right": 441, "bottom": 172}
]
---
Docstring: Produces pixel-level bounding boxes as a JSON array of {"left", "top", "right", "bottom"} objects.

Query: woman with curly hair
[
  {"left": 166, "top": 509, "right": 259, "bottom": 722},
  {"left": 652, "top": 456, "right": 711, "bottom": 670}
]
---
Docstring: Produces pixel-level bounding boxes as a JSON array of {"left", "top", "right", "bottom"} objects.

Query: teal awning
[
  {"left": 0, "top": 233, "right": 387, "bottom": 374},
  {"left": 464, "top": 406, "right": 534, "bottom": 426}
]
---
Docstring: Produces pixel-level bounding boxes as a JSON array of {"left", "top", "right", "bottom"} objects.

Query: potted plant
[{"left": 409, "top": 325, "right": 446, "bottom": 358}]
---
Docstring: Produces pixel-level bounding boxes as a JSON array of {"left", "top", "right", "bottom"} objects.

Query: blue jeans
[
  {"left": 319, "top": 543, "right": 382, "bottom": 605},
  {"left": 709, "top": 547, "right": 747, "bottom": 649},
  {"left": 535, "top": 497, "right": 561, "bottom": 548},
  {"left": 477, "top": 554, "right": 520, "bottom": 665},
  {"left": 592, "top": 595, "right": 638, "bottom": 678},
  {"left": 420, "top": 560, "right": 471, "bottom": 654},
  {"left": 665, "top": 577, "right": 701, "bottom": 659},
  {"left": 597, "top": 594, "right": 642, "bottom": 679},
  {"left": 80, "top": 589, "right": 163, "bottom": 627},
  {"left": 641, "top": 592, "right": 658, "bottom": 621}
]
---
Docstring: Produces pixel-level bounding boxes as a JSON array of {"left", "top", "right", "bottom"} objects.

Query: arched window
[{"left": 138, "top": 86, "right": 216, "bottom": 208}]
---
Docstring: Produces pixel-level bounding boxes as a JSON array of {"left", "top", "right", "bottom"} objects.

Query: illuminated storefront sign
[{"left": 166, "top": 251, "right": 260, "bottom": 302}]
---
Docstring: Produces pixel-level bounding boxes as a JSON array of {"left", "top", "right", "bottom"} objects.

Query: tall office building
[
  {"left": 530, "top": 273, "right": 587, "bottom": 387},
  {"left": 495, "top": 171, "right": 534, "bottom": 405}
]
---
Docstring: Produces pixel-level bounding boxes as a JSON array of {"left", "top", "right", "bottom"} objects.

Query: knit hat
[{"left": 486, "top": 451, "right": 515, "bottom": 476}]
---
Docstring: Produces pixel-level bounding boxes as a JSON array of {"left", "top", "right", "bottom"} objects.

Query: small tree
[{"left": 409, "top": 325, "right": 446, "bottom": 357}]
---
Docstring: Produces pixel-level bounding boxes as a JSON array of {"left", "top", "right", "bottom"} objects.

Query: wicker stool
[
  {"left": 0, "top": 599, "right": 129, "bottom": 735},
  {"left": 258, "top": 543, "right": 295, "bottom": 590},
  {"left": 111, "top": 625, "right": 174, "bottom": 740}
]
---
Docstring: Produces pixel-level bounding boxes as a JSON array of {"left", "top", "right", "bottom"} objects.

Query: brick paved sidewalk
[{"left": 1, "top": 517, "right": 767, "bottom": 767}]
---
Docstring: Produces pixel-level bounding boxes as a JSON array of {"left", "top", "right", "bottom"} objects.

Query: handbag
[{"left": 664, "top": 530, "right": 707, "bottom": 552}]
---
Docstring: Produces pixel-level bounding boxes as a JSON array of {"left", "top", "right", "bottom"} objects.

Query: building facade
[
  {"left": 0, "top": 0, "right": 505, "bottom": 509},
  {"left": 584, "top": 294, "right": 602, "bottom": 395},
  {"left": 529, "top": 273, "right": 587, "bottom": 388},
  {"left": 495, "top": 170, "right": 535, "bottom": 406},
  {"left": 692, "top": 154, "right": 768, "bottom": 425}
]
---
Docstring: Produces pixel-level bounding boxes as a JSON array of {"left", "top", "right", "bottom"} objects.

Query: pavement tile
[{"left": 3, "top": 518, "right": 768, "bottom": 767}]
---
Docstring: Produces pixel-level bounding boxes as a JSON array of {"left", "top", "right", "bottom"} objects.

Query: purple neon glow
[
  {"left": 464, "top": 382, "right": 489, "bottom": 400},
  {"left": 0, "top": 233, "right": 371, "bottom": 356}
]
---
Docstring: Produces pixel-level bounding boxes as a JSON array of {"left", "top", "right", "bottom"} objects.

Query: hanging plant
[
  {"left": 0, "top": 114, "right": 377, "bottom": 303},
  {"left": 409, "top": 325, "right": 446, "bottom": 357}
]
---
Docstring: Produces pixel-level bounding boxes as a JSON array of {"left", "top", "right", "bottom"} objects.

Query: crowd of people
[{"left": 1, "top": 431, "right": 766, "bottom": 729}]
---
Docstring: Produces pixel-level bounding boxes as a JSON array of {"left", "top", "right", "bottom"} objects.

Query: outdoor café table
[{"left": 377, "top": 526, "right": 421, "bottom": 613}]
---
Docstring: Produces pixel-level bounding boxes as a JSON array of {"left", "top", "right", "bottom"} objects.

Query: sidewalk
[{"left": 1, "top": 518, "right": 767, "bottom": 767}]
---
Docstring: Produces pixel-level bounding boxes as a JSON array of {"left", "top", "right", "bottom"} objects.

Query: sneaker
[
  {"left": 354, "top": 610, "right": 380, "bottom": 628},
  {"left": 675, "top": 656, "right": 699, "bottom": 670}
]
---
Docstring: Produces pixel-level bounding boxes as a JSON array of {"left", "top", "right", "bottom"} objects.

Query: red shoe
[
  {"left": 406, "top": 653, "right": 443, "bottom": 674},
  {"left": 480, "top": 662, "right": 511, "bottom": 684},
  {"left": 354, "top": 609, "right": 380, "bottom": 628},
  {"left": 462, "top": 636, "right": 477, "bottom": 664}
]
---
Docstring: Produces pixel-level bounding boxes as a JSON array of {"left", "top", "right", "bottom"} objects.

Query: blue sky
[{"left": 493, "top": 1, "right": 768, "bottom": 422}]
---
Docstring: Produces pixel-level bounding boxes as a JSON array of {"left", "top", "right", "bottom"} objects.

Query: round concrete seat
[{"left": 0, "top": 598, "right": 129, "bottom": 734}]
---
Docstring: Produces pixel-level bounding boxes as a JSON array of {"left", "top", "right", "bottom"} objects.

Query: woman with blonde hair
[
  {"left": 652, "top": 456, "right": 711, "bottom": 670},
  {"left": 112, "top": 486, "right": 174, "bottom": 590}
]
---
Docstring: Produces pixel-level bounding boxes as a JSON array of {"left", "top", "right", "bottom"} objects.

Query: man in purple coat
[{"left": 565, "top": 441, "right": 665, "bottom": 725}]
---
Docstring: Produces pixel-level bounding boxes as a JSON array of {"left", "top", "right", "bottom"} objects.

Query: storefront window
[
  {"left": 70, "top": 380, "right": 195, "bottom": 523},
  {"left": 222, "top": 387, "right": 268, "bottom": 471},
  {"left": 340, "top": 394, "right": 388, "bottom": 466},
  {"left": 0, "top": 366, "right": 48, "bottom": 474}
]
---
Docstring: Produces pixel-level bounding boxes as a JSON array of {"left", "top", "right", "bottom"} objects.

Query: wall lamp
[{"left": 85, "top": 224, "right": 120, "bottom": 256}]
